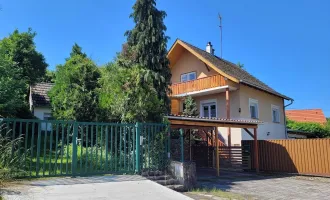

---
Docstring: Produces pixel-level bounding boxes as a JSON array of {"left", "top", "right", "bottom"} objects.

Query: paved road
[
  {"left": 2, "top": 175, "right": 192, "bottom": 200},
  {"left": 198, "top": 170, "right": 330, "bottom": 200}
]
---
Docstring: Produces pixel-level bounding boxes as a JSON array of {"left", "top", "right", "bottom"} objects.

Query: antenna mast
[{"left": 218, "top": 13, "right": 222, "bottom": 58}]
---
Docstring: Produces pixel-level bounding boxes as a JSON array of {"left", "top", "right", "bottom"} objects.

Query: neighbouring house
[
  {"left": 29, "top": 82, "right": 54, "bottom": 130},
  {"left": 286, "top": 109, "right": 327, "bottom": 138},
  {"left": 168, "top": 39, "right": 293, "bottom": 146}
]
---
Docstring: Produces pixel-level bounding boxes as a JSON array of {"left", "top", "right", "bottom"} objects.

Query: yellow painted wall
[
  {"left": 239, "top": 85, "right": 284, "bottom": 124},
  {"left": 171, "top": 50, "right": 218, "bottom": 84}
]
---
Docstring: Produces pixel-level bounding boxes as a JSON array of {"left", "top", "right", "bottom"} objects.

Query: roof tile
[{"left": 31, "top": 83, "right": 54, "bottom": 107}]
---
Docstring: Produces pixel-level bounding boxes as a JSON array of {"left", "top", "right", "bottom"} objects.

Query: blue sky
[{"left": 1, "top": 0, "right": 330, "bottom": 116}]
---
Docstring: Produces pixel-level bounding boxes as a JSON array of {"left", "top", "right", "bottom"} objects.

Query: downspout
[{"left": 283, "top": 99, "right": 294, "bottom": 138}]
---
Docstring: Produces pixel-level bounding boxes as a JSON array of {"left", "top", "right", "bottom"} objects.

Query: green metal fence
[{"left": 0, "top": 119, "right": 170, "bottom": 178}]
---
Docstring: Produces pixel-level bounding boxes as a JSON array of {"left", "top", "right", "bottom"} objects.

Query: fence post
[
  {"left": 36, "top": 122, "right": 42, "bottom": 177},
  {"left": 180, "top": 128, "right": 184, "bottom": 162},
  {"left": 167, "top": 126, "right": 171, "bottom": 159},
  {"left": 71, "top": 121, "right": 78, "bottom": 177},
  {"left": 135, "top": 122, "right": 141, "bottom": 173}
]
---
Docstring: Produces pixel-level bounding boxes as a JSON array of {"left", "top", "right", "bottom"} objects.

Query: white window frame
[
  {"left": 180, "top": 71, "right": 197, "bottom": 82},
  {"left": 271, "top": 104, "right": 280, "bottom": 123},
  {"left": 43, "top": 113, "right": 52, "bottom": 120},
  {"left": 200, "top": 99, "right": 217, "bottom": 118},
  {"left": 249, "top": 98, "right": 259, "bottom": 119}
]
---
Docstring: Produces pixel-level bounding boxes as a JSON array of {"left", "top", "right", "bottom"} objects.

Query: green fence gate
[{"left": 0, "top": 119, "right": 170, "bottom": 178}]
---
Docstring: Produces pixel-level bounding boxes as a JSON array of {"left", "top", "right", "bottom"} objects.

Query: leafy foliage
[
  {"left": 0, "top": 49, "right": 26, "bottom": 118},
  {"left": 237, "top": 62, "right": 244, "bottom": 69},
  {"left": 125, "top": 0, "right": 171, "bottom": 112},
  {"left": 0, "top": 28, "right": 48, "bottom": 85},
  {"left": 40, "top": 70, "right": 56, "bottom": 83},
  {"left": 183, "top": 96, "right": 199, "bottom": 116},
  {"left": 0, "top": 123, "right": 26, "bottom": 182},
  {"left": 98, "top": 63, "right": 166, "bottom": 123},
  {"left": 49, "top": 44, "right": 100, "bottom": 121},
  {"left": 287, "top": 119, "right": 330, "bottom": 138}
]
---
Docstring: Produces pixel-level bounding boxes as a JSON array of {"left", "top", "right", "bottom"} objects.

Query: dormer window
[{"left": 181, "top": 72, "right": 196, "bottom": 82}]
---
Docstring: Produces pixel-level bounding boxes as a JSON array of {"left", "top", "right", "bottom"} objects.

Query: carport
[{"left": 166, "top": 115, "right": 261, "bottom": 176}]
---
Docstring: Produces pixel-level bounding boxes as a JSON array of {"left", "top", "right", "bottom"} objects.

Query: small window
[
  {"left": 181, "top": 72, "right": 196, "bottom": 82},
  {"left": 249, "top": 98, "right": 259, "bottom": 119},
  {"left": 43, "top": 113, "right": 52, "bottom": 120},
  {"left": 201, "top": 102, "right": 217, "bottom": 118},
  {"left": 272, "top": 105, "right": 280, "bottom": 123}
]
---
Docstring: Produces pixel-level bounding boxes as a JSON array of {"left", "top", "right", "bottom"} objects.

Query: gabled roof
[
  {"left": 30, "top": 83, "right": 54, "bottom": 107},
  {"left": 286, "top": 109, "right": 327, "bottom": 124},
  {"left": 168, "top": 39, "right": 292, "bottom": 100}
]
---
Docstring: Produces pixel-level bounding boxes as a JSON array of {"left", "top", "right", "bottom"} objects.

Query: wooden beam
[
  {"left": 169, "top": 119, "right": 258, "bottom": 129},
  {"left": 254, "top": 128, "right": 259, "bottom": 173},
  {"left": 226, "top": 88, "right": 231, "bottom": 147},
  {"left": 243, "top": 128, "right": 254, "bottom": 139},
  {"left": 215, "top": 127, "right": 220, "bottom": 176}
]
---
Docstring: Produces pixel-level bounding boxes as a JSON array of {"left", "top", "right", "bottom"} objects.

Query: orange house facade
[{"left": 168, "top": 39, "right": 293, "bottom": 146}]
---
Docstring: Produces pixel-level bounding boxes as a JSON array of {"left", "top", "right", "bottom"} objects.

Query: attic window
[{"left": 181, "top": 72, "right": 196, "bottom": 82}]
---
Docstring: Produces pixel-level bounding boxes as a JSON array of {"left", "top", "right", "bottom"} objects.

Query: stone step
[
  {"left": 141, "top": 170, "right": 165, "bottom": 177},
  {"left": 155, "top": 179, "right": 179, "bottom": 185},
  {"left": 146, "top": 175, "right": 172, "bottom": 181},
  {"left": 166, "top": 184, "right": 186, "bottom": 192}
]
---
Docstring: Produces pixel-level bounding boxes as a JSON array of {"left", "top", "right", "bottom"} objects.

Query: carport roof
[{"left": 165, "top": 114, "right": 262, "bottom": 128}]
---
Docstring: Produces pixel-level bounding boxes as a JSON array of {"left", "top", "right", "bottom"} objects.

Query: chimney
[{"left": 206, "top": 42, "right": 214, "bottom": 54}]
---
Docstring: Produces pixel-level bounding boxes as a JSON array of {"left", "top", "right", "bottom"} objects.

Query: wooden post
[
  {"left": 215, "top": 127, "right": 220, "bottom": 176},
  {"left": 253, "top": 128, "right": 259, "bottom": 172},
  {"left": 226, "top": 88, "right": 231, "bottom": 146}
]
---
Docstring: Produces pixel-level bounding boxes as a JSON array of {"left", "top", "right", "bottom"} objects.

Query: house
[
  {"left": 29, "top": 83, "right": 54, "bottom": 130},
  {"left": 168, "top": 39, "right": 293, "bottom": 146},
  {"left": 286, "top": 109, "right": 327, "bottom": 138}
]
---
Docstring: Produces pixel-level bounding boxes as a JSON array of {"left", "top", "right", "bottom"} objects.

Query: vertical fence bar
[
  {"left": 96, "top": 125, "right": 99, "bottom": 172},
  {"left": 167, "top": 126, "right": 171, "bottom": 160},
  {"left": 128, "top": 126, "right": 130, "bottom": 171},
  {"left": 180, "top": 128, "right": 184, "bottom": 162},
  {"left": 124, "top": 126, "right": 126, "bottom": 170},
  {"left": 85, "top": 125, "right": 89, "bottom": 173},
  {"left": 148, "top": 125, "right": 150, "bottom": 168},
  {"left": 30, "top": 122, "right": 35, "bottom": 177},
  {"left": 66, "top": 124, "right": 69, "bottom": 175},
  {"left": 119, "top": 126, "right": 122, "bottom": 170},
  {"left": 110, "top": 126, "right": 113, "bottom": 171},
  {"left": 43, "top": 122, "right": 48, "bottom": 176},
  {"left": 18, "top": 121, "right": 22, "bottom": 158},
  {"left": 54, "top": 123, "right": 59, "bottom": 175},
  {"left": 36, "top": 122, "right": 42, "bottom": 177},
  {"left": 72, "top": 122, "right": 78, "bottom": 176},
  {"left": 105, "top": 126, "right": 109, "bottom": 172},
  {"left": 115, "top": 126, "right": 118, "bottom": 171},
  {"left": 11, "top": 120, "right": 16, "bottom": 158},
  {"left": 80, "top": 124, "right": 84, "bottom": 173},
  {"left": 91, "top": 125, "right": 94, "bottom": 171},
  {"left": 100, "top": 125, "right": 103, "bottom": 171},
  {"left": 60, "top": 124, "right": 64, "bottom": 175},
  {"left": 49, "top": 123, "right": 53, "bottom": 176},
  {"left": 133, "top": 126, "right": 135, "bottom": 171},
  {"left": 24, "top": 122, "right": 29, "bottom": 172},
  {"left": 135, "top": 122, "right": 141, "bottom": 173}
]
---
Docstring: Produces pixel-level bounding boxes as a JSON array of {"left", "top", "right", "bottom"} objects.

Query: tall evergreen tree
[
  {"left": 49, "top": 44, "right": 100, "bottom": 121},
  {"left": 125, "top": 0, "right": 171, "bottom": 112}
]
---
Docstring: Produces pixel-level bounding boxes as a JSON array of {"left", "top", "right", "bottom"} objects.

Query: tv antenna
[{"left": 218, "top": 13, "right": 222, "bottom": 58}]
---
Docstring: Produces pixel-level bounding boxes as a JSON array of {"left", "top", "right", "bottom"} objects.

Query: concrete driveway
[{"left": 1, "top": 175, "right": 192, "bottom": 200}]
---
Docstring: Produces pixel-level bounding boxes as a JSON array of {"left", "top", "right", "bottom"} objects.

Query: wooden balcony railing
[{"left": 170, "top": 74, "right": 226, "bottom": 96}]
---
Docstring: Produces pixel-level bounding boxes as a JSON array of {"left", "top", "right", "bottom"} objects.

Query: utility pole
[{"left": 218, "top": 13, "right": 222, "bottom": 58}]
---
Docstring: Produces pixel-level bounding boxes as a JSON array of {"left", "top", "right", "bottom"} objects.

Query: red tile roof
[{"left": 286, "top": 109, "right": 327, "bottom": 124}]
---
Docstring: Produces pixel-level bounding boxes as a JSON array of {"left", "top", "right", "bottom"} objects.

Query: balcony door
[{"left": 201, "top": 100, "right": 217, "bottom": 118}]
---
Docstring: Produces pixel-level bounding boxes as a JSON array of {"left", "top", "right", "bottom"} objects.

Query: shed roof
[{"left": 30, "top": 83, "right": 54, "bottom": 107}]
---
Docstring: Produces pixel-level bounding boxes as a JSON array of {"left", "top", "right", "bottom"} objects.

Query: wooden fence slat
[{"left": 242, "top": 139, "right": 330, "bottom": 176}]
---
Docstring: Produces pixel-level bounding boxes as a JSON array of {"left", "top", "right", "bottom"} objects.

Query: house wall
[
  {"left": 239, "top": 85, "right": 286, "bottom": 140},
  {"left": 171, "top": 50, "right": 218, "bottom": 84},
  {"left": 33, "top": 107, "right": 52, "bottom": 131}
]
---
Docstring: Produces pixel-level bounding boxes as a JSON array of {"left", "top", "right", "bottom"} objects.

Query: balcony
[{"left": 170, "top": 74, "right": 227, "bottom": 96}]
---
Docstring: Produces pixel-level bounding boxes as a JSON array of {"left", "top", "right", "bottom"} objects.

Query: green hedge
[{"left": 287, "top": 119, "right": 330, "bottom": 138}]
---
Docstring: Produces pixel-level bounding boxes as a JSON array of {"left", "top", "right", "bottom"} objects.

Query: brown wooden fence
[{"left": 242, "top": 139, "right": 330, "bottom": 176}]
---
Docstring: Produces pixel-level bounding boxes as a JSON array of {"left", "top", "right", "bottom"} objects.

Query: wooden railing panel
[
  {"left": 243, "top": 139, "right": 330, "bottom": 176},
  {"left": 171, "top": 74, "right": 226, "bottom": 96}
]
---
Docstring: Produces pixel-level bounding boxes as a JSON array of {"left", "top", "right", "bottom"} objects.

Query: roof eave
[{"left": 240, "top": 80, "right": 293, "bottom": 101}]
